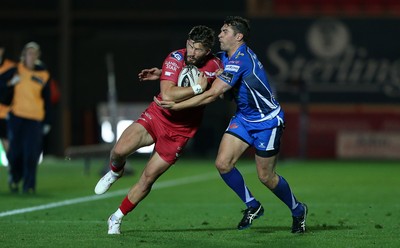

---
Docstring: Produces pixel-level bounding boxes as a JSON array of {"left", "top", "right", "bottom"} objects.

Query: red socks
[
  {"left": 110, "top": 161, "right": 125, "bottom": 173},
  {"left": 119, "top": 196, "right": 136, "bottom": 215}
]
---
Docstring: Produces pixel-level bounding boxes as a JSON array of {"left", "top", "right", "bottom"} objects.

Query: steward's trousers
[{"left": 7, "top": 112, "right": 43, "bottom": 192}]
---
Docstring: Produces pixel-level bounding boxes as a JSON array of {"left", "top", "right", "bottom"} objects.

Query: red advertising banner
[
  {"left": 337, "top": 131, "right": 400, "bottom": 159},
  {"left": 281, "top": 104, "right": 400, "bottom": 159}
]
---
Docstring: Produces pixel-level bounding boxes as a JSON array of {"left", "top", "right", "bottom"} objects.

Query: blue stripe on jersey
[{"left": 218, "top": 44, "right": 280, "bottom": 122}]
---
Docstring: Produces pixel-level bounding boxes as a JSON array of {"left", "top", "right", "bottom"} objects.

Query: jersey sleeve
[
  {"left": 160, "top": 50, "right": 185, "bottom": 84},
  {"left": 218, "top": 60, "right": 246, "bottom": 87},
  {"left": 201, "top": 57, "right": 223, "bottom": 84}
]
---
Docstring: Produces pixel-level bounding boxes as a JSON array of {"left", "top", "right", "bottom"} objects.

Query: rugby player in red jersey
[{"left": 94, "top": 25, "right": 222, "bottom": 234}]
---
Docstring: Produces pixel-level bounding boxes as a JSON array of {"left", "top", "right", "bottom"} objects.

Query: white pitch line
[{"left": 0, "top": 168, "right": 254, "bottom": 218}]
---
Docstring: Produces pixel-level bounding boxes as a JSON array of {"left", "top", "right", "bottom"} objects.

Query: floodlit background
[
  {"left": 1, "top": 3, "right": 399, "bottom": 246},
  {"left": 1, "top": 0, "right": 399, "bottom": 162}
]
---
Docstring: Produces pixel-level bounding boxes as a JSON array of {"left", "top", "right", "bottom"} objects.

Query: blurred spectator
[
  {"left": 0, "top": 46, "right": 17, "bottom": 165},
  {"left": 6, "top": 42, "right": 52, "bottom": 194}
]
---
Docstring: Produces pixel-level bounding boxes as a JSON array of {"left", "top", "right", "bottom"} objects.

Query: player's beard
[
  {"left": 185, "top": 56, "right": 195, "bottom": 65},
  {"left": 185, "top": 55, "right": 207, "bottom": 68}
]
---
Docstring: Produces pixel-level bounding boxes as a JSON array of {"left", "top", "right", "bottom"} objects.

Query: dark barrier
[{"left": 250, "top": 17, "right": 400, "bottom": 103}]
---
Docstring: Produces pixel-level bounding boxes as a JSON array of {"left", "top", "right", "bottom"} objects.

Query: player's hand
[
  {"left": 153, "top": 96, "right": 175, "bottom": 109},
  {"left": 138, "top": 67, "right": 161, "bottom": 81},
  {"left": 198, "top": 72, "right": 208, "bottom": 92},
  {"left": 8, "top": 75, "right": 20, "bottom": 86},
  {"left": 215, "top": 69, "right": 223, "bottom": 76}
]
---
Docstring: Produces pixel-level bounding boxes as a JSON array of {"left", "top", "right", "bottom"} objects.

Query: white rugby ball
[{"left": 177, "top": 65, "right": 200, "bottom": 87}]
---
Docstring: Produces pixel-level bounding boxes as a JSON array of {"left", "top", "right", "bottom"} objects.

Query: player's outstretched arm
[
  {"left": 157, "top": 76, "right": 230, "bottom": 111},
  {"left": 138, "top": 67, "right": 161, "bottom": 81},
  {"left": 161, "top": 72, "right": 208, "bottom": 102}
]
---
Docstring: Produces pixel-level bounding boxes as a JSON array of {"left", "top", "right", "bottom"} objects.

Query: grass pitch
[{"left": 0, "top": 157, "right": 399, "bottom": 248}]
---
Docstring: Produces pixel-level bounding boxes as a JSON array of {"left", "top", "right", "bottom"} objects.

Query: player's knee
[
  {"left": 111, "top": 145, "right": 126, "bottom": 159},
  {"left": 258, "top": 173, "right": 278, "bottom": 189},
  {"left": 215, "top": 158, "right": 232, "bottom": 174}
]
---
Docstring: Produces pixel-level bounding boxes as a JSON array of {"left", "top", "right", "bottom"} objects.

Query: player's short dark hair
[
  {"left": 188, "top": 25, "right": 215, "bottom": 49},
  {"left": 224, "top": 16, "right": 251, "bottom": 42}
]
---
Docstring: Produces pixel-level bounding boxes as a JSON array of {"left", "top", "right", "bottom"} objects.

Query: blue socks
[
  {"left": 220, "top": 167, "right": 260, "bottom": 208},
  {"left": 221, "top": 169, "right": 304, "bottom": 216},
  {"left": 272, "top": 175, "right": 304, "bottom": 216}
]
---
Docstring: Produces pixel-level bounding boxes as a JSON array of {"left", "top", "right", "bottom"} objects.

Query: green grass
[{"left": 0, "top": 157, "right": 399, "bottom": 247}]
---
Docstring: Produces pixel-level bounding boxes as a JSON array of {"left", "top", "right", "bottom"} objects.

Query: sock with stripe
[
  {"left": 271, "top": 175, "right": 304, "bottom": 216},
  {"left": 113, "top": 195, "right": 137, "bottom": 220},
  {"left": 110, "top": 160, "right": 126, "bottom": 173},
  {"left": 220, "top": 167, "right": 260, "bottom": 208}
]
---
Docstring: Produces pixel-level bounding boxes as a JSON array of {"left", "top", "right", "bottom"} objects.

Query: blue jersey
[{"left": 217, "top": 44, "right": 281, "bottom": 122}]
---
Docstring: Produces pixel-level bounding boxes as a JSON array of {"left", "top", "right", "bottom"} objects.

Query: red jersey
[{"left": 149, "top": 48, "right": 222, "bottom": 137}]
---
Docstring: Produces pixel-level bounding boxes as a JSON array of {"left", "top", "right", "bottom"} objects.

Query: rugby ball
[{"left": 177, "top": 65, "right": 200, "bottom": 87}]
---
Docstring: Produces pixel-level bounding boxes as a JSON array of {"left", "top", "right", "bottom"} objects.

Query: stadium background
[{"left": 1, "top": 0, "right": 399, "bottom": 160}]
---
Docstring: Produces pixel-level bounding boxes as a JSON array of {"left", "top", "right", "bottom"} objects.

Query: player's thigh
[
  {"left": 113, "top": 122, "right": 154, "bottom": 156},
  {"left": 216, "top": 133, "right": 249, "bottom": 170}
]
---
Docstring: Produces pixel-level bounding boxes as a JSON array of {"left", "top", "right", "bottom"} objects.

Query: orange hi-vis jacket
[
  {"left": 0, "top": 59, "right": 16, "bottom": 119},
  {"left": 10, "top": 62, "right": 50, "bottom": 121}
]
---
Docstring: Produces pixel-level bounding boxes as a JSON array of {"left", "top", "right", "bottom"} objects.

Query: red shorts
[{"left": 136, "top": 111, "right": 190, "bottom": 165}]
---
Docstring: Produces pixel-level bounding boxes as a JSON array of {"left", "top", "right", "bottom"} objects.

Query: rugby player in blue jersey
[{"left": 155, "top": 16, "right": 307, "bottom": 233}]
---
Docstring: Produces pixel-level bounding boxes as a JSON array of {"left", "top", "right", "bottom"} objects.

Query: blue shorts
[{"left": 225, "top": 111, "right": 284, "bottom": 157}]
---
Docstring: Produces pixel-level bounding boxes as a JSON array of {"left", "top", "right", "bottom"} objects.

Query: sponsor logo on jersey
[
  {"left": 144, "top": 111, "right": 152, "bottom": 120},
  {"left": 171, "top": 51, "right": 183, "bottom": 61},
  {"left": 164, "top": 61, "right": 178, "bottom": 72},
  {"left": 235, "top": 52, "right": 244, "bottom": 59},
  {"left": 257, "top": 61, "right": 263, "bottom": 69},
  {"left": 164, "top": 71, "right": 174, "bottom": 76},
  {"left": 138, "top": 117, "right": 148, "bottom": 123},
  {"left": 219, "top": 71, "right": 234, "bottom": 84},
  {"left": 202, "top": 71, "right": 216, "bottom": 78},
  {"left": 225, "top": 64, "right": 240, "bottom": 72}
]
